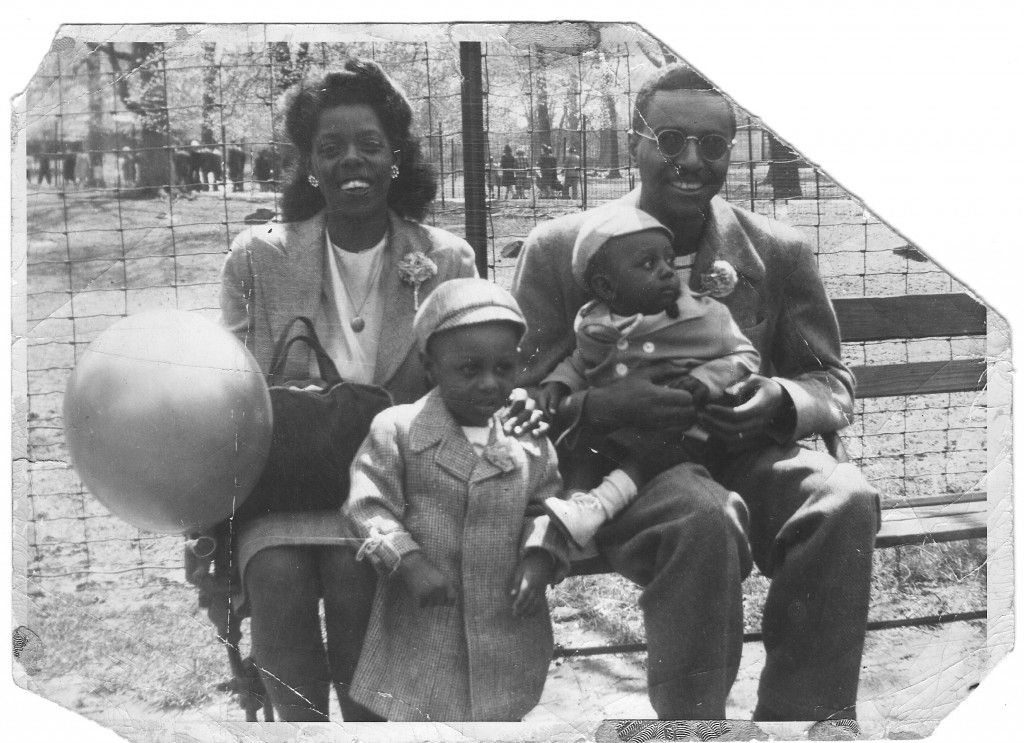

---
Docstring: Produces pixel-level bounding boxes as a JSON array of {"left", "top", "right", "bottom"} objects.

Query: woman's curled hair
[{"left": 280, "top": 58, "right": 436, "bottom": 223}]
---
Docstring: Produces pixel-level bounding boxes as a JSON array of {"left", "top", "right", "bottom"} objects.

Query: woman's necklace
[{"left": 336, "top": 244, "right": 385, "bottom": 333}]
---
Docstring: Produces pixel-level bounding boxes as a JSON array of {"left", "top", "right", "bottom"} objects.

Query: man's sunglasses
[{"left": 635, "top": 129, "right": 734, "bottom": 162}]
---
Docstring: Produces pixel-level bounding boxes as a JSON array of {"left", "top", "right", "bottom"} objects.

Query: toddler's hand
[
  {"left": 397, "top": 552, "right": 456, "bottom": 608},
  {"left": 511, "top": 550, "right": 555, "bottom": 617}
]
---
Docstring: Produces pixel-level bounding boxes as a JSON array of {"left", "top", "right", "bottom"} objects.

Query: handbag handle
[{"left": 268, "top": 316, "right": 342, "bottom": 385}]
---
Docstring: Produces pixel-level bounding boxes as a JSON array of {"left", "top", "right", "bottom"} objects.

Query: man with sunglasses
[{"left": 512, "top": 64, "right": 879, "bottom": 724}]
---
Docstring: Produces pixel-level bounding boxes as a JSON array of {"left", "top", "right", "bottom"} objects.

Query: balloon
[{"left": 63, "top": 309, "right": 272, "bottom": 533}]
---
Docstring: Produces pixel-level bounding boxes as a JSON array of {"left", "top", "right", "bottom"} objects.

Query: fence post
[
  {"left": 460, "top": 41, "right": 488, "bottom": 279},
  {"left": 438, "top": 122, "right": 446, "bottom": 209},
  {"left": 581, "top": 114, "right": 588, "bottom": 210}
]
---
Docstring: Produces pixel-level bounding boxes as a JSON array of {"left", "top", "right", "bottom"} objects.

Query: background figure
[
  {"left": 173, "top": 148, "right": 195, "bottom": 195},
  {"left": 226, "top": 145, "right": 246, "bottom": 193},
  {"left": 36, "top": 153, "right": 51, "bottom": 185},
  {"left": 514, "top": 146, "right": 530, "bottom": 199},
  {"left": 200, "top": 147, "right": 225, "bottom": 192},
  {"left": 119, "top": 147, "right": 136, "bottom": 187},
  {"left": 486, "top": 156, "right": 496, "bottom": 199},
  {"left": 252, "top": 146, "right": 277, "bottom": 191},
  {"left": 537, "top": 144, "right": 560, "bottom": 198},
  {"left": 74, "top": 151, "right": 92, "bottom": 188},
  {"left": 500, "top": 144, "right": 516, "bottom": 199},
  {"left": 62, "top": 147, "right": 77, "bottom": 188},
  {"left": 562, "top": 146, "right": 580, "bottom": 199}
]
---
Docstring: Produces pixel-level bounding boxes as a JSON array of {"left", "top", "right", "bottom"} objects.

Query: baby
[
  {"left": 344, "top": 278, "right": 570, "bottom": 721},
  {"left": 536, "top": 206, "right": 761, "bottom": 548}
]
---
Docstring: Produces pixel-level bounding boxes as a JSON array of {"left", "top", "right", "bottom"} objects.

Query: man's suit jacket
[
  {"left": 512, "top": 192, "right": 855, "bottom": 443},
  {"left": 220, "top": 209, "right": 477, "bottom": 404}
]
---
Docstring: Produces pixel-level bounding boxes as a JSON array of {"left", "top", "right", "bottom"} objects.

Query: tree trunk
[
  {"left": 128, "top": 43, "right": 171, "bottom": 197},
  {"left": 201, "top": 43, "right": 218, "bottom": 145},
  {"left": 85, "top": 53, "right": 105, "bottom": 187},
  {"left": 534, "top": 50, "right": 552, "bottom": 150},
  {"left": 563, "top": 66, "right": 580, "bottom": 151},
  {"left": 602, "top": 95, "right": 621, "bottom": 178}
]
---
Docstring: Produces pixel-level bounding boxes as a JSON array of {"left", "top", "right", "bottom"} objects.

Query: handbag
[{"left": 233, "top": 316, "right": 393, "bottom": 522}]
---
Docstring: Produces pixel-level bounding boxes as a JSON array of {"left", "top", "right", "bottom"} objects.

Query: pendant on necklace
[{"left": 350, "top": 317, "right": 366, "bottom": 333}]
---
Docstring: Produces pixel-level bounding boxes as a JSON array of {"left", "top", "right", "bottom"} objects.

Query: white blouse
[{"left": 313, "top": 232, "right": 386, "bottom": 384}]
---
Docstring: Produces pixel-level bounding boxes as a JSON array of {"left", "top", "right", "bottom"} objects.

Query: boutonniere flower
[
  {"left": 397, "top": 251, "right": 438, "bottom": 309},
  {"left": 699, "top": 260, "right": 738, "bottom": 299},
  {"left": 483, "top": 439, "right": 518, "bottom": 473}
]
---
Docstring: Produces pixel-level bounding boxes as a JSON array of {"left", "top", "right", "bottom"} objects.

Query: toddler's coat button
[
  {"left": 642, "top": 341, "right": 655, "bottom": 353},
  {"left": 614, "top": 363, "right": 629, "bottom": 377},
  {"left": 616, "top": 339, "right": 629, "bottom": 351}
]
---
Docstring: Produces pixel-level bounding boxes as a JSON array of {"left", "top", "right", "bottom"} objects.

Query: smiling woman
[{"left": 217, "top": 58, "right": 477, "bottom": 721}]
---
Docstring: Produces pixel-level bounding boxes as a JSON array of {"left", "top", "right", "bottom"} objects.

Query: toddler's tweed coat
[{"left": 344, "top": 389, "right": 570, "bottom": 721}]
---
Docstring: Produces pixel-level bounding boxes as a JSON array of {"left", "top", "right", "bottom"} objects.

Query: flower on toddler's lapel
[
  {"left": 699, "top": 260, "right": 738, "bottom": 298},
  {"left": 483, "top": 439, "right": 518, "bottom": 472},
  {"left": 397, "top": 251, "right": 438, "bottom": 309}
]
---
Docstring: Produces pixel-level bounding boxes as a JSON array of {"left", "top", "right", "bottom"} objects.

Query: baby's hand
[
  {"left": 511, "top": 550, "right": 555, "bottom": 617},
  {"left": 534, "top": 382, "right": 570, "bottom": 419},
  {"left": 671, "top": 376, "right": 711, "bottom": 408},
  {"left": 501, "top": 387, "right": 550, "bottom": 438},
  {"left": 397, "top": 552, "right": 456, "bottom": 608}
]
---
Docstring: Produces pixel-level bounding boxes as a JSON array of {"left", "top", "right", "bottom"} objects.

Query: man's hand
[
  {"left": 699, "top": 374, "right": 787, "bottom": 443},
  {"left": 396, "top": 551, "right": 457, "bottom": 608},
  {"left": 501, "top": 387, "right": 550, "bottom": 438},
  {"left": 511, "top": 550, "right": 555, "bottom": 617},
  {"left": 583, "top": 363, "right": 701, "bottom": 430}
]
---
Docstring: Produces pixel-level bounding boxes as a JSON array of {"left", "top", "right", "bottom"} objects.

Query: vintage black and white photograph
[{"left": 7, "top": 8, "right": 1017, "bottom": 743}]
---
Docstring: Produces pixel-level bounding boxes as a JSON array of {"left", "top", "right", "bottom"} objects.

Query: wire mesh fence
[{"left": 18, "top": 28, "right": 985, "bottom": 597}]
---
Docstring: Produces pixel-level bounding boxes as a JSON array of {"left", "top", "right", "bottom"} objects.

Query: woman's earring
[
  {"left": 307, "top": 174, "right": 319, "bottom": 188},
  {"left": 390, "top": 164, "right": 400, "bottom": 179}
]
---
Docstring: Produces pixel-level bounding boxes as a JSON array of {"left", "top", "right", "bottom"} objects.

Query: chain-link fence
[{"left": 18, "top": 25, "right": 984, "bottom": 595}]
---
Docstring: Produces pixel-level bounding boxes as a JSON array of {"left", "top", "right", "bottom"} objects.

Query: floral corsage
[
  {"left": 699, "top": 260, "right": 739, "bottom": 299},
  {"left": 483, "top": 439, "right": 518, "bottom": 473},
  {"left": 397, "top": 251, "right": 438, "bottom": 309}
]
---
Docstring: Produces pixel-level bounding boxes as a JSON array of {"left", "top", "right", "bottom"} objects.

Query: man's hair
[
  {"left": 280, "top": 57, "right": 436, "bottom": 222},
  {"left": 632, "top": 64, "right": 736, "bottom": 136}
]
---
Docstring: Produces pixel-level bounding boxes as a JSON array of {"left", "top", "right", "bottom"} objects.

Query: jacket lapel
[
  {"left": 373, "top": 212, "right": 420, "bottom": 386},
  {"left": 408, "top": 392, "right": 528, "bottom": 485},
  {"left": 256, "top": 212, "right": 326, "bottom": 345},
  {"left": 409, "top": 391, "right": 478, "bottom": 483},
  {"left": 691, "top": 197, "right": 766, "bottom": 287}
]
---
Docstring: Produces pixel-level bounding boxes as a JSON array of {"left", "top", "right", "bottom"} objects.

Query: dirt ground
[{"left": 19, "top": 611, "right": 987, "bottom": 740}]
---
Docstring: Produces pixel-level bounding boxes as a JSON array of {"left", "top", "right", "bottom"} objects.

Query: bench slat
[
  {"left": 876, "top": 501, "right": 986, "bottom": 548},
  {"left": 852, "top": 358, "right": 986, "bottom": 398},
  {"left": 834, "top": 294, "right": 986, "bottom": 342},
  {"left": 566, "top": 495, "right": 987, "bottom": 577}
]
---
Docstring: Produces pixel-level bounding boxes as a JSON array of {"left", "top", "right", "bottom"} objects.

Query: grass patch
[{"left": 551, "top": 539, "right": 987, "bottom": 646}]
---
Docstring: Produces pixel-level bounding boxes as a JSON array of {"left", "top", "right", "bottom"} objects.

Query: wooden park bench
[{"left": 559, "top": 291, "right": 988, "bottom": 656}]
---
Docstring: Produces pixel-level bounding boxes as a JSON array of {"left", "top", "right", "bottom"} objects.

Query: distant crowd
[
  {"left": 27, "top": 141, "right": 295, "bottom": 195},
  {"left": 490, "top": 143, "right": 582, "bottom": 200}
]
